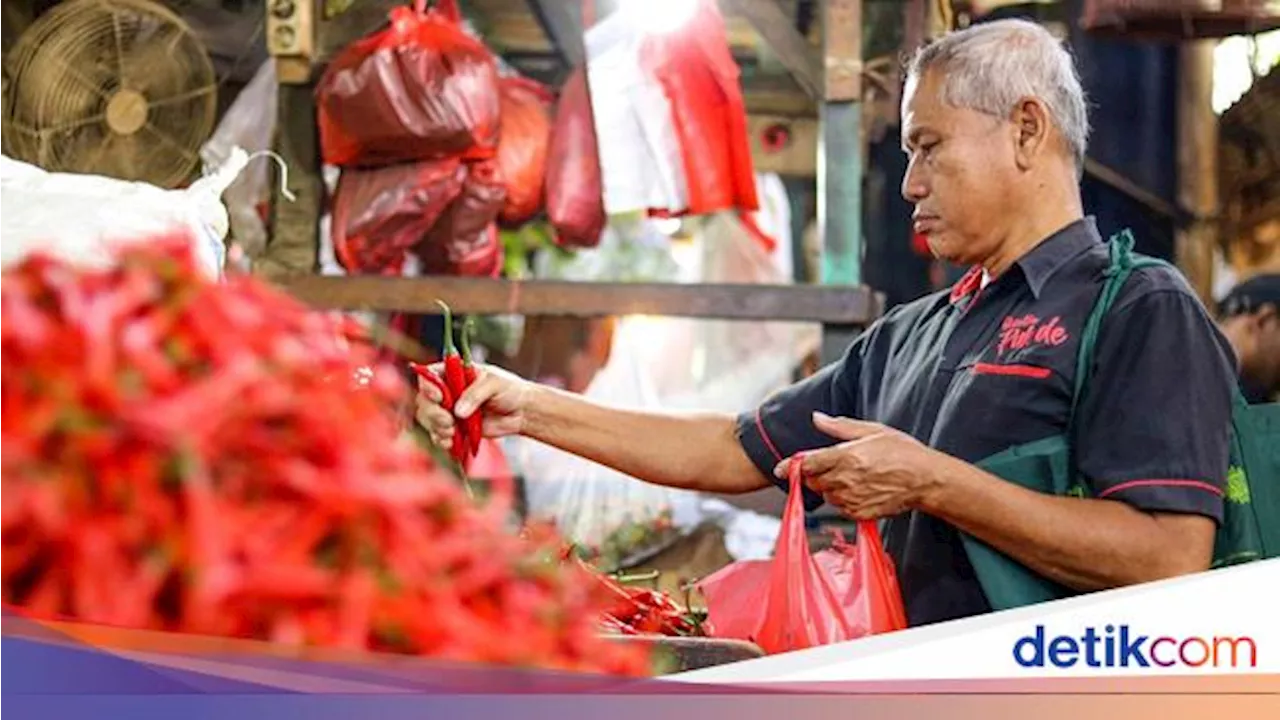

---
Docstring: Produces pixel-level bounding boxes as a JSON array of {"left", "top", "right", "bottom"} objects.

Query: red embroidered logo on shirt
[{"left": 997, "top": 314, "right": 1069, "bottom": 357}]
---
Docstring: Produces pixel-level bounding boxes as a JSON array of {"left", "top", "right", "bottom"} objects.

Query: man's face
[
  {"left": 900, "top": 70, "right": 1021, "bottom": 266},
  {"left": 1223, "top": 306, "right": 1280, "bottom": 399}
]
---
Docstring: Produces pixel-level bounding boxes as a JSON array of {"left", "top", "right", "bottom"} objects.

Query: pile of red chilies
[
  {"left": 409, "top": 302, "right": 481, "bottom": 470},
  {"left": 0, "top": 235, "right": 651, "bottom": 675},
  {"left": 568, "top": 555, "right": 698, "bottom": 637}
]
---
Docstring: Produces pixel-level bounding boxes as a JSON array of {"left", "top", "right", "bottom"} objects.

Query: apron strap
[
  {"left": 1063, "top": 228, "right": 1172, "bottom": 490},
  {"left": 1067, "top": 228, "right": 1169, "bottom": 430}
]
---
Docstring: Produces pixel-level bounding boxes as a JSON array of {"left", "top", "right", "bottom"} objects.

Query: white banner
[{"left": 671, "top": 559, "right": 1280, "bottom": 683}]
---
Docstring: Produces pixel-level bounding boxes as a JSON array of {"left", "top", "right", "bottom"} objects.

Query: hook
[{"left": 247, "top": 149, "right": 297, "bottom": 202}]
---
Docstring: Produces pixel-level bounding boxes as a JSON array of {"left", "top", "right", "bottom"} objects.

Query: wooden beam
[
  {"left": 725, "top": 0, "right": 821, "bottom": 99},
  {"left": 1083, "top": 157, "right": 1180, "bottom": 220},
  {"left": 1175, "top": 40, "right": 1219, "bottom": 305},
  {"left": 276, "top": 276, "right": 882, "bottom": 325},
  {"left": 526, "top": 0, "right": 585, "bottom": 67},
  {"left": 317, "top": 0, "right": 399, "bottom": 65}
]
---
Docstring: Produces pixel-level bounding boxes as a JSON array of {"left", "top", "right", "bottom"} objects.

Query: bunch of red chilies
[
  {"left": 408, "top": 302, "right": 480, "bottom": 469},
  {"left": 561, "top": 553, "right": 698, "bottom": 637},
  {"left": 0, "top": 235, "right": 651, "bottom": 675}
]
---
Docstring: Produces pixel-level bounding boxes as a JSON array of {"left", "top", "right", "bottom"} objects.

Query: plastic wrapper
[
  {"left": 544, "top": 67, "right": 606, "bottom": 248},
  {"left": 0, "top": 147, "right": 261, "bottom": 280},
  {"left": 584, "top": 11, "right": 688, "bottom": 217},
  {"left": 495, "top": 76, "right": 554, "bottom": 225},
  {"left": 630, "top": 213, "right": 820, "bottom": 414},
  {"left": 314, "top": 0, "right": 500, "bottom": 167},
  {"left": 698, "top": 460, "right": 908, "bottom": 654},
  {"left": 417, "top": 159, "right": 505, "bottom": 276},
  {"left": 640, "top": 0, "right": 759, "bottom": 215},
  {"left": 503, "top": 320, "right": 704, "bottom": 571},
  {"left": 330, "top": 158, "right": 466, "bottom": 275},
  {"left": 199, "top": 60, "right": 277, "bottom": 260}
]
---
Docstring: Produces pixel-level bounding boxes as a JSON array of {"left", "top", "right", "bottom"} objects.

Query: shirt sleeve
[
  {"left": 734, "top": 334, "right": 867, "bottom": 511},
  {"left": 1073, "top": 287, "right": 1236, "bottom": 523}
]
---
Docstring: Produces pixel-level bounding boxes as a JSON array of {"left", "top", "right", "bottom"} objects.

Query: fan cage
[{"left": 2, "top": 0, "right": 218, "bottom": 188}]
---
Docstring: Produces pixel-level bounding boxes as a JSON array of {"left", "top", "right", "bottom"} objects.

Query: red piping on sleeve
[
  {"left": 754, "top": 407, "right": 784, "bottom": 464},
  {"left": 1098, "top": 479, "right": 1224, "bottom": 498}
]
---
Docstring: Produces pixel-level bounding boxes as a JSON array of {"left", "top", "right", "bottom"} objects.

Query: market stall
[{"left": 5, "top": 0, "right": 1277, "bottom": 681}]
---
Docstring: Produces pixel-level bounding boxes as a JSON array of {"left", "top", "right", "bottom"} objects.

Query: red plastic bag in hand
[
  {"left": 698, "top": 455, "right": 907, "bottom": 654},
  {"left": 315, "top": 0, "right": 500, "bottom": 167},
  {"left": 331, "top": 158, "right": 466, "bottom": 275},
  {"left": 544, "top": 67, "right": 605, "bottom": 248},
  {"left": 495, "top": 77, "right": 554, "bottom": 225},
  {"left": 640, "top": 0, "right": 759, "bottom": 215},
  {"left": 417, "top": 159, "right": 505, "bottom": 276}
]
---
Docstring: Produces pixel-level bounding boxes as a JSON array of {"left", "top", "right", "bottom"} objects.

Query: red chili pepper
[
  {"left": 436, "top": 300, "right": 469, "bottom": 466},
  {"left": 458, "top": 318, "right": 483, "bottom": 459},
  {"left": 409, "top": 362, "right": 454, "bottom": 410}
]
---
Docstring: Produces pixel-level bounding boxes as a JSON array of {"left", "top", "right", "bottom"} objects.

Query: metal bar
[
  {"left": 726, "top": 0, "right": 822, "bottom": 99},
  {"left": 276, "top": 276, "right": 881, "bottom": 325}
]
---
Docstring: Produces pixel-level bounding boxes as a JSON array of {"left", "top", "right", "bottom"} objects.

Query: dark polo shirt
[{"left": 735, "top": 218, "right": 1237, "bottom": 627}]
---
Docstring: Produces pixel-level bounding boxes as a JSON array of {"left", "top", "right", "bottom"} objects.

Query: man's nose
[{"left": 901, "top": 165, "right": 928, "bottom": 203}]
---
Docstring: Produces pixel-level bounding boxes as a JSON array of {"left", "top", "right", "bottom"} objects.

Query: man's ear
[
  {"left": 1011, "top": 97, "right": 1052, "bottom": 170},
  {"left": 1256, "top": 303, "right": 1279, "bottom": 329}
]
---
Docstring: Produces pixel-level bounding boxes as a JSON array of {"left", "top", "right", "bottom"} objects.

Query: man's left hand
[{"left": 773, "top": 412, "right": 949, "bottom": 519}]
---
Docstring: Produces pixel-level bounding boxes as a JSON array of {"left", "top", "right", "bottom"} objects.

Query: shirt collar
[{"left": 949, "top": 217, "right": 1102, "bottom": 304}]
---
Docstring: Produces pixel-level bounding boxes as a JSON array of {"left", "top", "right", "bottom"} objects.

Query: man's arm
[
  {"left": 521, "top": 382, "right": 768, "bottom": 495},
  {"left": 920, "top": 457, "right": 1215, "bottom": 590},
  {"left": 926, "top": 283, "right": 1232, "bottom": 590},
  {"left": 795, "top": 284, "right": 1234, "bottom": 592}
]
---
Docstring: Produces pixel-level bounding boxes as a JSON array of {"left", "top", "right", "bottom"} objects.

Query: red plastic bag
[
  {"left": 640, "top": 0, "right": 759, "bottom": 216},
  {"left": 331, "top": 158, "right": 466, "bottom": 275},
  {"left": 417, "top": 159, "right": 505, "bottom": 276},
  {"left": 698, "top": 456, "right": 907, "bottom": 654},
  {"left": 544, "top": 67, "right": 605, "bottom": 248},
  {"left": 315, "top": 0, "right": 500, "bottom": 167},
  {"left": 495, "top": 76, "right": 554, "bottom": 225}
]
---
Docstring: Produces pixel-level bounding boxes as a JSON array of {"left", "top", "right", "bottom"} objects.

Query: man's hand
[
  {"left": 414, "top": 362, "right": 533, "bottom": 447},
  {"left": 774, "top": 413, "right": 1215, "bottom": 591},
  {"left": 773, "top": 412, "right": 947, "bottom": 519}
]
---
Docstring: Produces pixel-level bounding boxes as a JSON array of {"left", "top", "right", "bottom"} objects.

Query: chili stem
[{"left": 436, "top": 300, "right": 458, "bottom": 358}]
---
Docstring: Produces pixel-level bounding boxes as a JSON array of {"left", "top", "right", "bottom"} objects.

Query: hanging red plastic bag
[
  {"left": 639, "top": 0, "right": 759, "bottom": 216},
  {"left": 544, "top": 66, "right": 606, "bottom": 248},
  {"left": 698, "top": 455, "right": 907, "bottom": 654},
  {"left": 417, "top": 159, "right": 505, "bottom": 275},
  {"left": 495, "top": 76, "right": 554, "bottom": 225},
  {"left": 314, "top": 0, "right": 500, "bottom": 167},
  {"left": 330, "top": 158, "right": 466, "bottom": 275}
]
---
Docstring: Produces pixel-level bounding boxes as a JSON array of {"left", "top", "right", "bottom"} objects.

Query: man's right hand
[
  {"left": 415, "top": 362, "right": 533, "bottom": 447},
  {"left": 415, "top": 360, "right": 770, "bottom": 497}
]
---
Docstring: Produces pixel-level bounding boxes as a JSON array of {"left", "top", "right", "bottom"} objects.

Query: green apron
[{"left": 962, "top": 229, "right": 1280, "bottom": 611}]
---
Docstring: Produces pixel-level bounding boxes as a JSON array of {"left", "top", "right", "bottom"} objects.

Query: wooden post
[
  {"left": 1175, "top": 40, "right": 1218, "bottom": 306},
  {"left": 255, "top": 0, "right": 322, "bottom": 280},
  {"left": 257, "top": 82, "right": 322, "bottom": 280},
  {"left": 819, "top": 0, "right": 863, "bottom": 363}
]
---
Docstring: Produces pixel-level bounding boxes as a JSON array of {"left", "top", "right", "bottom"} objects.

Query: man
[
  {"left": 416, "top": 19, "right": 1239, "bottom": 627},
  {"left": 1217, "top": 274, "right": 1280, "bottom": 404}
]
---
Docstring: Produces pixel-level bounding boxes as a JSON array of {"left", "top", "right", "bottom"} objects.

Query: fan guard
[{"left": 2, "top": 0, "right": 218, "bottom": 188}]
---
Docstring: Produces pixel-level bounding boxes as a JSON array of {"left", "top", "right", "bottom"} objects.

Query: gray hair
[{"left": 905, "top": 19, "right": 1090, "bottom": 171}]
